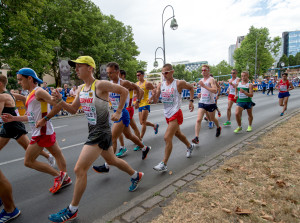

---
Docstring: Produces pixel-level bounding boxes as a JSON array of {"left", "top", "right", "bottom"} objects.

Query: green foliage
[
  {"left": 278, "top": 54, "right": 288, "bottom": 67},
  {"left": 233, "top": 26, "right": 280, "bottom": 79},
  {"left": 294, "top": 52, "right": 300, "bottom": 65},
  {"left": 288, "top": 55, "right": 296, "bottom": 66},
  {"left": 210, "top": 60, "right": 233, "bottom": 80},
  {"left": 0, "top": 0, "right": 146, "bottom": 86},
  {"left": 7, "top": 76, "right": 18, "bottom": 90}
]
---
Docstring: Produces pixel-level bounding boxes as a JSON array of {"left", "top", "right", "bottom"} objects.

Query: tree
[
  {"left": 210, "top": 60, "right": 233, "bottom": 80},
  {"left": 295, "top": 52, "right": 300, "bottom": 65},
  {"left": 173, "top": 64, "right": 191, "bottom": 81},
  {"left": 234, "top": 26, "right": 280, "bottom": 79},
  {"left": 0, "top": 0, "right": 57, "bottom": 76},
  {"left": 278, "top": 54, "right": 288, "bottom": 67},
  {"left": 288, "top": 55, "right": 296, "bottom": 66}
]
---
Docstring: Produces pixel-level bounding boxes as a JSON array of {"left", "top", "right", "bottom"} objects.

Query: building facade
[
  {"left": 283, "top": 30, "right": 300, "bottom": 57},
  {"left": 228, "top": 44, "right": 236, "bottom": 67}
]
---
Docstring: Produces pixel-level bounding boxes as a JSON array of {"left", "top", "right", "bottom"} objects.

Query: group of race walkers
[{"left": 0, "top": 56, "right": 295, "bottom": 223}]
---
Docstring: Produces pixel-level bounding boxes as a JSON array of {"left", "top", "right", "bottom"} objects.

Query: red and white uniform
[
  {"left": 278, "top": 79, "right": 289, "bottom": 93},
  {"left": 26, "top": 87, "right": 54, "bottom": 137}
]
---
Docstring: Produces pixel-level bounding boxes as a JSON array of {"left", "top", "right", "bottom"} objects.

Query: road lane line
[
  {"left": 0, "top": 142, "right": 84, "bottom": 166},
  {"left": 54, "top": 125, "right": 68, "bottom": 129}
]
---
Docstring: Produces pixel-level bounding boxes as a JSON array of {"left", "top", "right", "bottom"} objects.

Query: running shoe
[
  {"left": 216, "top": 127, "right": 222, "bottom": 137},
  {"left": 48, "top": 207, "right": 77, "bottom": 223},
  {"left": 192, "top": 136, "right": 199, "bottom": 144},
  {"left": 218, "top": 112, "right": 221, "bottom": 117},
  {"left": 61, "top": 176, "right": 72, "bottom": 189},
  {"left": 223, "top": 121, "right": 231, "bottom": 126},
  {"left": 154, "top": 124, "right": 159, "bottom": 134},
  {"left": 133, "top": 145, "right": 141, "bottom": 151},
  {"left": 204, "top": 117, "right": 209, "bottom": 122},
  {"left": 48, "top": 154, "right": 56, "bottom": 167},
  {"left": 129, "top": 172, "right": 144, "bottom": 192},
  {"left": 153, "top": 162, "right": 167, "bottom": 172},
  {"left": 0, "top": 208, "right": 21, "bottom": 223},
  {"left": 92, "top": 164, "right": 109, "bottom": 174},
  {"left": 246, "top": 126, "right": 252, "bottom": 132},
  {"left": 116, "top": 147, "right": 128, "bottom": 158},
  {"left": 186, "top": 144, "right": 195, "bottom": 158},
  {"left": 49, "top": 171, "right": 67, "bottom": 194},
  {"left": 234, "top": 127, "right": 242, "bottom": 133},
  {"left": 209, "top": 121, "right": 214, "bottom": 129},
  {"left": 280, "top": 112, "right": 284, "bottom": 116},
  {"left": 142, "top": 146, "right": 151, "bottom": 160}
]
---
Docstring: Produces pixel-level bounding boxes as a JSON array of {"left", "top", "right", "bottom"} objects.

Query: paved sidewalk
[{"left": 94, "top": 107, "right": 300, "bottom": 223}]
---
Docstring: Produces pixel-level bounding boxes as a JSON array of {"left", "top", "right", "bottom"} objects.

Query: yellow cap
[{"left": 68, "top": 56, "right": 96, "bottom": 69}]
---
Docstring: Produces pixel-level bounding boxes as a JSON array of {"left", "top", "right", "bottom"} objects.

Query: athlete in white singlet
[
  {"left": 153, "top": 64, "right": 195, "bottom": 172},
  {"left": 223, "top": 69, "right": 240, "bottom": 126},
  {"left": 192, "top": 65, "right": 221, "bottom": 145}
]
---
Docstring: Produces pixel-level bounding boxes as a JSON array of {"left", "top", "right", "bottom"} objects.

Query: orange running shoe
[{"left": 49, "top": 171, "right": 67, "bottom": 194}]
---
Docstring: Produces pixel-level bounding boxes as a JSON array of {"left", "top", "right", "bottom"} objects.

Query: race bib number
[
  {"left": 82, "top": 105, "right": 97, "bottom": 125},
  {"left": 279, "top": 85, "right": 287, "bottom": 91},
  {"left": 229, "top": 86, "right": 235, "bottom": 95},
  {"left": 200, "top": 93, "right": 210, "bottom": 103},
  {"left": 238, "top": 91, "right": 248, "bottom": 99},
  {"left": 28, "top": 112, "right": 36, "bottom": 131},
  {"left": 161, "top": 90, "right": 174, "bottom": 104}
]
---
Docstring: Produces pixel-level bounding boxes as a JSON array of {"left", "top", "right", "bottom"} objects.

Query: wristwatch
[
  {"left": 136, "top": 99, "right": 140, "bottom": 103},
  {"left": 189, "top": 99, "right": 194, "bottom": 103},
  {"left": 44, "top": 116, "right": 50, "bottom": 121}
]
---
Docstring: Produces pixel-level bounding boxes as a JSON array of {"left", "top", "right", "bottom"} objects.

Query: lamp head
[
  {"left": 170, "top": 18, "right": 178, "bottom": 30},
  {"left": 154, "top": 60, "right": 159, "bottom": 68}
]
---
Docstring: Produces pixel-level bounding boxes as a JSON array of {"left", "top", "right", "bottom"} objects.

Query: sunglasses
[
  {"left": 202, "top": 69, "right": 208, "bottom": 71},
  {"left": 136, "top": 74, "right": 140, "bottom": 77},
  {"left": 231, "top": 72, "right": 236, "bottom": 74},
  {"left": 162, "top": 70, "right": 173, "bottom": 75}
]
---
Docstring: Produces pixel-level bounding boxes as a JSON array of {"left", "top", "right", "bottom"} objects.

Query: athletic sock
[
  {"left": 131, "top": 171, "right": 138, "bottom": 179},
  {"left": 141, "top": 146, "right": 146, "bottom": 151},
  {"left": 120, "top": 146, "right": 124, "bottom": 149},
  {"left": 104, "top": 162, "right": 110, "bottom": 169},
  {"left": 68, "top": 205, "right": 78, "bottom": 213}
]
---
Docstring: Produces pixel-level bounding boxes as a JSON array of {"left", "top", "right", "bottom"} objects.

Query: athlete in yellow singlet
[{"left": 135, "top": 70, "right": 159, "bottom": 150}]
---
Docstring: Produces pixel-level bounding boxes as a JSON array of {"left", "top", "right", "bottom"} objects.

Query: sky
[{"left": 93, "top": 0, "right": 300, "bottom": 72}]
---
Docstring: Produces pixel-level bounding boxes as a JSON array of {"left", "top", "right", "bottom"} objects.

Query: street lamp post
[
  {"left": 154, "top": 47, "right": 165, "bottom": 68},
  {"left": 162, "top": 5, "right": 178, "bottom": 64}
]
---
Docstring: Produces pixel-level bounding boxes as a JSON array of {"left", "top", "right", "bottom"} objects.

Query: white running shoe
[
  {"left": 153, "top": 162, "right": 167, "bottom": 172},
  {"left": 186, "top": 144, "right": 195, "bottom": 158},
  {"left": 48, "top": 154, "right": 56, "bottom": 167}
]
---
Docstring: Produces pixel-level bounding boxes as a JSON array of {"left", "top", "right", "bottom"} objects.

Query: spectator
[
  {"left": 42, "top": 82, "right": 51, "bottom": 94},
  {"left": 69, "top": 86, "right": 77, "bottom": 97},
  {"left": 61, "top": 84, "right": 70, "bottom": 102}
]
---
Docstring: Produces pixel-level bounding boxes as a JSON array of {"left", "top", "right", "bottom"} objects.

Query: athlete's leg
[
  {"left": 235, "top": 106, "right": 244, "bottom": 127},
  {"left": 175, "top": 126, "right": 191, "bottom": 148},
  {"left": 119, "top": 134, "right": 125, "bottom": 147},
  {"left": 246, "top": 108, "right": 253, "bottom": 126},
  {"left": 123, "top": 126, "right": 143, "bottom": 147},
  {"left": 209, "top": 110, "right": 220, "bottom": 128},
  {"left": 195, "top": 108, "right": 205, "bottom": 137},
  {"left": 24, "top": 143, "right": 59, "bottom": 176},
  {"left": 227, "top": 100, "right": 234, "bottom": 121},
  {"left": 129, "top": 118, "right": 141, "bottom": 141},
  {"left": 112, "top": 122, "right": 125, "bottom": 154},
  {"left": 71, "top": 145, "right": 103, "bottom": 206},
  {"left": 140, "top": 110, "right": 155, "bottom": 139},
  {"left": 0, "top": 170, "right": 15, "bottom": 213},
  {"left": 282, "top": 97, "right": 289, "bottom": 113},
  {"left": 0, "top": 137, "right": 10, "bottom": 151},
  {"left": 101, "top": 146, "right": 135, "bottom": 175},
  {"left": 46, "top": 141, "right": 67, "bottom": 172},
  {"left": 163, "top": 120, "right": 179, "bottom": 164},
  {"left": 278, "top": 98, "right": 284, "bottom": 106}
]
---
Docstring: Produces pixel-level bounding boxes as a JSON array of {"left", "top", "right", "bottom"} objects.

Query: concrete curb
[{"left": 94, "top": 107, "right": 300, "bottom": 223}]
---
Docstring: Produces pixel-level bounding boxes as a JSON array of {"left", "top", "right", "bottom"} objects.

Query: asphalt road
[{"left": 0, "top": 89, "right": 299, "bottom": 223}]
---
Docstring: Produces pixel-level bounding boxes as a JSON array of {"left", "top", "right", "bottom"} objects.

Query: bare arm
[
  {"left": 53, "top": 86, "right": 82, "bottom": 114},
  {"left": 240, "top": 83, "right": 253, "bottom": 97},
  {"left": 122, "top": 80, "right": 144, "bottom": 109},
  {"left": 11, "top": 93, "right": 26, "bottom": 104},
  {"left": 288, "top": 82, "right": 294, "bottom": 91},
  {"left": 97, "top": 81, "right": 128, "bottom": 121},
  {"left": 152, "top": 83, "right": 161, "bottom": 104},
  {"left": 178, "top": 80, "right": 194, "bottom": 112}
]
